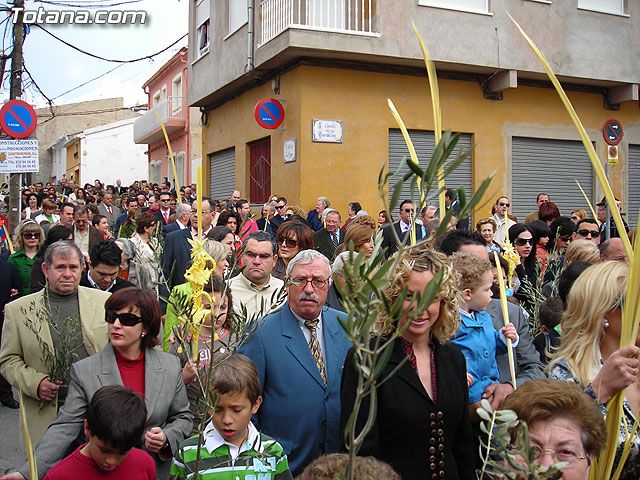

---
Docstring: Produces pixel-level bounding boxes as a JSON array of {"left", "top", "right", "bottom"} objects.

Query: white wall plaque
[
  {"left": 284, "top": 139, "right": 296, "bottom": 163},
  {"left": 312, "top": 119, "right": 343, "bottom": 143}
]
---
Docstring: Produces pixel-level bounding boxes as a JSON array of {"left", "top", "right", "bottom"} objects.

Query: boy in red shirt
[{"left": 44, "top": 386, "right": 155, "bottom": 480}]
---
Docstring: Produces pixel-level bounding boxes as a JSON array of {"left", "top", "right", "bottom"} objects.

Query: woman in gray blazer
[{"left": 14, "top": 287, "right": 192, "bottom": 480}]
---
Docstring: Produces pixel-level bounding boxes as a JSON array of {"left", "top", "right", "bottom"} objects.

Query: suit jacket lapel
[
  {"left": 281, "top": 305, "right": 326, "bottom": 389},
  {"left": 144, "top": 348, "right": 165, "bottom": 420},
  {"left": 323, "top": 311, "right": 347, "bottom": 391},
  {"left": 78, "top": 288, "right": 98, "bottom": 355},
  {"left": 388, "top": 339, "right": 431, "bottom": 402},
  {"left": 97, "top": 343, "right": 124, "bottom": 388}
]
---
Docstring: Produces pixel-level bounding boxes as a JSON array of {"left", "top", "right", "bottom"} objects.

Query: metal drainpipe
[{"left": 246, "top": 0, "right": 254, "bottom": 74}]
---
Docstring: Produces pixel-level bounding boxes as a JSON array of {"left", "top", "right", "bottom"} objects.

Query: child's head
[
  {"left": 83, "top": 385, "right": 147, "bottom": 472},
  {"left": 451, "top": 252, "right": 493, "bottom": 312},
  {"left": 209, "top": 353, "right": 262, "bottom": 447},
  {"left": 539, "top": 295, "right": 564, "bottom": 332},
  {"left": 203, "top": 276, "right": 233, "bottom": 331}
]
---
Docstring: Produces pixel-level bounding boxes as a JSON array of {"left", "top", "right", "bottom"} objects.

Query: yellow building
[{"left": 189, "top": 0, "right": 640, "bottom": 226}]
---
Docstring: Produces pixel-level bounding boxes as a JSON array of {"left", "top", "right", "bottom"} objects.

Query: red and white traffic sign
[
  {"left": 603, "top": 119, "right": 623, "bottom": 146},
  {"left": 0, "top": 100, "right": 37, "bottom": 139}
]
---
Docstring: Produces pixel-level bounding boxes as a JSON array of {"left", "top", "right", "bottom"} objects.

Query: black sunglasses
[
  {"left": 577, "top": 229, "right": 600, "bottom": 238},
  {"left": 277, "top": 237, "right": 298, "bottom": 248},
  {"left": 499, "top": 202, "right": 510, "bottom": 207},
  {"left": 23, "top": 232, "right": 41, "bottom": 239},
  {"left": 105, "top": 309, "right": 143, "bottom": 327},
  {"left": 514, "top": 237, "right": 533, "bottom": 246}
]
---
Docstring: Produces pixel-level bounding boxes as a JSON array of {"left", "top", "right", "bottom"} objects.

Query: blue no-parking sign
[
  {"left": 254, "top": 98, "right": 284, "bottom": 129},
  {"left": 0, "top": 100, "right": 37, "bottom": 139}
]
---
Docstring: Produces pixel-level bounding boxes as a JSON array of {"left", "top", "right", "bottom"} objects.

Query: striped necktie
[
  {"left": 304, "top": 319, "right": 326, "bottom": 385},
  {"left": 331, "top": 233, "right": 338, "bottom": 247}
]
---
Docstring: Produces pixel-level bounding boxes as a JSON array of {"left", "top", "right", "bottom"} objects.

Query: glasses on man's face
[
  {"left": 288, "top": 277, "right": 330, "bottom": 289},
  {"left": 275, "top": 204, "right": 286, "bottom": 210},
  {"left": 499, "top": 202, "right": 510, "bottom": 208},
  {"left": 105, "top": 309, "right": 143, "bottom": 327},
  {"left": 23, "top": 232, "right": 41, "bottom": 239},
  {"left": 514, "top": 237, "right": 533, "bottom": 246},
  {"left": 277, "top": 237, "right": 298, "bottom": 248},
  {"left": 577, "top": 229, "right": 600, "bottom": 238},
  {"left": 191, "top": 209, "right": 210, "bottom": 215},
  {"left": 403, "top": 208, "right": 414, "bottom": 213},
  {"left": 243, "top": 251, "right": 273, "bottom": 261},
  {"left": 558, "top": 235, "right": 571, "bottom": 243},
  {"left": 160, "top": 198, "right": 170, "bottom": 203}
]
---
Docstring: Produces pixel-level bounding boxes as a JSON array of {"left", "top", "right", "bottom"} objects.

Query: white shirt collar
[
  {"left": 399, "top": 219, "right": 411, "bottom": 232},
  {"left": 203, "top": 420, "right": 262, "bottom": 460},
  {"left": 291, "top": 309, "right": 322, "bottom": 329},
  {"left": 87, "top": 271, "right": 115, "bottom": 292}
]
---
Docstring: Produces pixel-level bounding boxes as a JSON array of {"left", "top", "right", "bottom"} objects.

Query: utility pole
[{"left": 8, "top": 0, "right": 24, "bottom": 230}]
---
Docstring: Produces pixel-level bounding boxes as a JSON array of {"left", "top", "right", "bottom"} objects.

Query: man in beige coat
[{"left": 0, "top": 241, "right": 110, "bottom": 446}]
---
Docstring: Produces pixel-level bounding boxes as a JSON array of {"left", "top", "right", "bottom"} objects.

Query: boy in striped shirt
[{"left": 171, "top": 354, "right": 292, "bottom": 480}]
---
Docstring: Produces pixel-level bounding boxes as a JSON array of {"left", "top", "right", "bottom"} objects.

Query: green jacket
[{"left": 8, "top": 249, "right": 35, "bottom": 294}]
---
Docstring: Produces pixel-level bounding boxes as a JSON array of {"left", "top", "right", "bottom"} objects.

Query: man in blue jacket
[{"left": 239, "top": 250, "right": 351, "bottom": 476}]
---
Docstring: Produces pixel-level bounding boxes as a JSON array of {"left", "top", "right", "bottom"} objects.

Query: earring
[
  {"left": 141, "top": 333, "right": 145, "bottom": 338},
  {"left": 604, "top": 320, "right": 610, "bottom": 328}
]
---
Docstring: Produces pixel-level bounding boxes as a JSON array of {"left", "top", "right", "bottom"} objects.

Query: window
[
  {"left": 578, "top": 0, "right": 626, "bottom": 15},
  {"left": 418, "top": 0, "right": 490, "bottom": 15},
  {"left": 161, "top": 86, "right": 167, "bottom": 102},
  {"left": 195, "top": 0, "right": 210, "bottom": 59},
  {"left": 228, "top": 0, "right": 247, "bottom": 34},
  {"left": 172, "top": 74, "right": 182, "bottom": 113},
  {"left": 153, "top": 91, "right": 161, "bottom": 107}
]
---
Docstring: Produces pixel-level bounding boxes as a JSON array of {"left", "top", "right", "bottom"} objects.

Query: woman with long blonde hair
[
  {"left": 340, "top": 243, "right": 474, "bottom": 479},
  {"left": 548, "top": 261, "right": 640, "bottom": 479}
]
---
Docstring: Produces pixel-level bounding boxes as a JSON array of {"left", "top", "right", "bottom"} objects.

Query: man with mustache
[{"left": 239, "top": 250, "right": 352, "bottom": 476}]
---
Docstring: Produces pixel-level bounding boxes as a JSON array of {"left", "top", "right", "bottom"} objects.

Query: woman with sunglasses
[
  {"left": 8, "top": 220, "right": 44, "bottom": 294},
  {"left": 508, "top": 223, "right": 539, "bottom": 315},
  {"left": 272, "top": 220, "right": 314, "bottom": 280},
  {"left": 22, "top": 287, "right": 192, "bottom": 480}
]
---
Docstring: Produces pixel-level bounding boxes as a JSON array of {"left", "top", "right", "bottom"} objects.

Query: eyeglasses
[
  {"left": 289, "top": 277, "right": 330, "bottom": 289},
  {"left": 529, "top": 445, "right": 588, "bottom": 465},
  {"left": 105, "top": 309, "right": 143, "bottom": 327},
  {"left": 403, "top": 208, "right": 414, "bottom": 213},
  {"left": 275, "top": 204, "right": 286, "bottom": 210},
  {"left": 243, "top": 252, "right": 273, "bottom": 260},
  {"left": 514, "top": 237, "right": 533, "bottom": 246},
  {"left": 159, "top": 198, "right": 170, "bottom": 202},
  {"left": 277, "top": 237, "right": 298, "bottom": 248},
  {"left": 23, "top": 232, "right": 41, "bottom": 239},
  {"left": 499, "top": 202, "right": 510, "bottom": 207},
  {"left": 570, "top": 216, "right": 580, "bottom": 221},
  {"left": 577, "top": 229, "right": 600, "bottom": 238},
  {"left": 558, "top": 235, "right": 571, "bottom": 243}
]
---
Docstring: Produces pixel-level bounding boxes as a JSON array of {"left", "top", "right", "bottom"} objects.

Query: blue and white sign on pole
[{"left": 254, "top": 98, "right": 284, "bottom": 129}]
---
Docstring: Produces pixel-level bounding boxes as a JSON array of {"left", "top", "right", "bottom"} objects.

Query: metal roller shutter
[
  {"left": 209, "top": 147, "right": 236, "bottom": 202},
  {"left": 628, "top": 145, "right": 640, "bottom": 229},
  {"left": 388, "top": 129, "right": 472, "bottom": 205},
  {"left": 511, "top": 137, "right": 594, "bottom": 223}
]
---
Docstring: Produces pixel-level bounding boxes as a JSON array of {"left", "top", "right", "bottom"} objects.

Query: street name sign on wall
[
  {"left": 603, "top": 119, "right": 623, "bottom": 146},
  {"left": 0, "top": 138, "right": 39, "bottom": 173},
  {"left": 0, "top": 100, "right": 37, "bottom": 139},
  {"left": 254, "top": 98, "right": 284, "bottom": 129},
  {"left": 312, "top": 119, "right": 343, "bottom": 143}
]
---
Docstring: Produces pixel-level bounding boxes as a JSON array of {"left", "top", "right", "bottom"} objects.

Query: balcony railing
[
  {"left": 134, "top": 97, "right": 186, "bottom": 145},
  {"left": 260, "top": 0, "right": 376, "bottom": 45}
]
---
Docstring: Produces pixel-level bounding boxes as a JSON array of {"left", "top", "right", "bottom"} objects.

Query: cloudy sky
[{"left": 3, "top": 0, "right": 188, "bottom": 108}]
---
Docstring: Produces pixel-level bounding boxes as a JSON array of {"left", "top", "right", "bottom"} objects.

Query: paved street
[{"left": 0, "top": 388, "right": 26, "bottom": 476}]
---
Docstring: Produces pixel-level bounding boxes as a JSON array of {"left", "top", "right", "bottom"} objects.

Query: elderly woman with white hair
[{"left": 307, "top": 196, "right": 330, "bottom": 232}]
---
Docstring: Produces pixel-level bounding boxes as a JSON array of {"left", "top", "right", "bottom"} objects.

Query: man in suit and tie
[
  {"left": 379, "top": 199, "right": 424, "bottom": 257},
  {"left": 163, "top": 202, "right": 191, "bottom": 237},
  {"left": 269, "top": 196, "right": 288, "bottom": 233},
  {"left": 153, "top": 192, "right": 175, "bottom": 227},
  {"left": 97, "top": 192, "right": 120, "bottom": 232},
  {"left": 0, "top": 241, "right": 110, "bottom": 445},
  {"left": 162, "top": 198, "right": 214, "bottom": 291},
  {"left": 239, "top": 250, "right": 352, "bottom": 476},
  {"left": 313, "top": 210, "right": 343, "bottom": 261}
]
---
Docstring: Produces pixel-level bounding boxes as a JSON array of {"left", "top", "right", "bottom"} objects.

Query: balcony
[
  {"left": 134, "top": 97, "right": 186, "bottom": 145},
  {"left": 260, "top": 0, "right": 377, "bottom": 46}
]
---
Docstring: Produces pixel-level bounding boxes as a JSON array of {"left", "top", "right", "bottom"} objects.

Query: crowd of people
[{"left": 0, "top": 177, "right": 637, "bottom": 480}]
